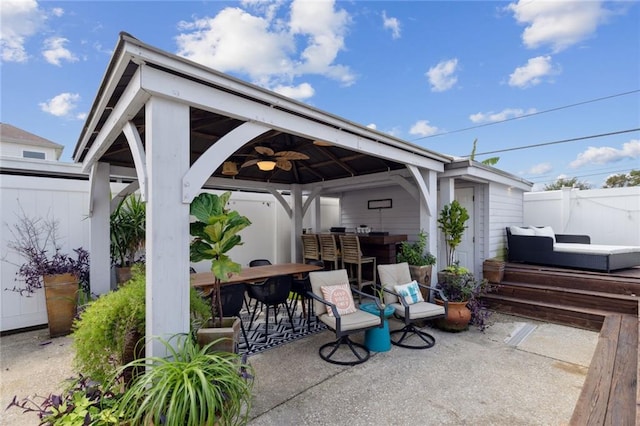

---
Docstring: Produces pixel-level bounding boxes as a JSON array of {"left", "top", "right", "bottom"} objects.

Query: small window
[{"left": 23, "top": 150, "right": 46, "bottom": 159}]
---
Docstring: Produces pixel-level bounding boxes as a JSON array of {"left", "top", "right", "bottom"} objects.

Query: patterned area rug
[{"left": 238, "top": 306, "right": 327, "bottom": 356}]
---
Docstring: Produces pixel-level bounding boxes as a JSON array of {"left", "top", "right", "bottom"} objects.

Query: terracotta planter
[
  {"left": 483, "top": 260, "right": 505, "bottom": 284},
  {"left": 43, "top": 273, "right": 78, "bottom": 338},
  {"left": 196, "top": 317, "right": 241, "bottom": 353},
  {"left": 435, "top": 299, "right": 471, "bottom": 332},
  {"left": 408, "top": 264, "right": 433, "bottom": 300},
  {"left": 115, "top": 266, "right": 133, "bottom": 285}
]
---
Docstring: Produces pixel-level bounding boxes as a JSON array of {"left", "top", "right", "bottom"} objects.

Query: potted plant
[
  {"left": 436, "top": 200, "right": 470, "bottom": 284},
  {"left": 114, "top": 334, "right": 254, "bottom": 426},
  {"left": 483, "top": 257, "right": 506, "bottom": 284},
  {"left": 435, "top": 271, "right": 493, "bottom": 332},
  {"left": 4, "top": 210, "right": 90, "bottom": 337},
  {"left": 397, "top": 230, "right": 436, "bottom": 299},
  {"left": 189, "top": 191, "right": 252, "bottom": 353},
  {"left": 110, "top": 194, "right": 146, "bottom": 284}
]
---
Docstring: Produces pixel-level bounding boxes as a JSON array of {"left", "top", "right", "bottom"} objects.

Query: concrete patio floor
[{"left": 1, "top": 313, "right": 598, "bottom": 425}]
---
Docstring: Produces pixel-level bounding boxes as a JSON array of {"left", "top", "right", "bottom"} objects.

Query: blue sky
[{"left": 1, "top": 0, "right": 639, "bottom": 190}]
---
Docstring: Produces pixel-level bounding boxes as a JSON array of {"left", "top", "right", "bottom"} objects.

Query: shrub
[{"left": 73, "top": 266, "right": 210, "bottom": 386}]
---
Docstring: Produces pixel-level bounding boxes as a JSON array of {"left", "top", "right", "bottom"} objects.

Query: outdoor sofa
[{"left": 506, "top": 226, "right": 640, "bottom": 273}]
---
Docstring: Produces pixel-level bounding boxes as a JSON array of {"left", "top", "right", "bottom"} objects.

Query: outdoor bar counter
[{"left": 333, "top": 232, "right": 407, "bottom": 267}]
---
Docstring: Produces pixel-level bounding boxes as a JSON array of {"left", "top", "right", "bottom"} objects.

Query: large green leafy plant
[
  {"left": 189, "top": 192, "right": 251, "bottom": 325},
  {"left": 437, "top": 200, "right": 469, "bottom": 268}
]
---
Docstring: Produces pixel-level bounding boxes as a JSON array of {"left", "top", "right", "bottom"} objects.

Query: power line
[
  {"left": 472, "top": 128, "right": 640, "bottom": 156},
  {"left": 411, "top": 89, "right": 640, "bottom": 142}
]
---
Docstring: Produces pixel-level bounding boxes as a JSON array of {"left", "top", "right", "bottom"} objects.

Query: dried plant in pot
[{"left": 4, "top": 209, "right": 90, "bottom": 337}]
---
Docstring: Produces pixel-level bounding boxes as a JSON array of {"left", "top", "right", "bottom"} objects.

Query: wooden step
[
  {"left": 494, "top": 281, "right": 639, "bottom": 315},
  {"left": 503, "top": 264, "right": 640, "bottom": 296},
  {"left": 482, "top": 294, "right": 609, "bottom": 331}
]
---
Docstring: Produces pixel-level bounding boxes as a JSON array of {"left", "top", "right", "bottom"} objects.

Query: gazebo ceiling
[{"left": 97, "top": 106, "right": 407, "bottom": 186}]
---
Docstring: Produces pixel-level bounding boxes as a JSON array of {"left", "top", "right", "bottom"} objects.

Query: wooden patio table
[{"left": 191, "top": 262, "right": 324, "bottom": 292}]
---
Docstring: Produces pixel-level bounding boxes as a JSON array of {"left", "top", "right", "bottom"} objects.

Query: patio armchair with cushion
[
  {"left": 308, "top": 269, "right": 384, "bottom": 365},
  {"left": 506, "top": 226, "right": 640, "bottom": 272},
  {"left": 377, "top": 262, "right": 447, "bottom": 349}
]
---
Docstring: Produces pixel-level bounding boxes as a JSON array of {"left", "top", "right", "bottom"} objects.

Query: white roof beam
[{"left": 81, "top": 68, "right": 150, "bottom": 173}]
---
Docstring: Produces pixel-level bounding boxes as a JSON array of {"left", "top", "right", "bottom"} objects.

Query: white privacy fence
[
  {"left": 523, "top": 187, "right": 640, "bottom": 246},
  {"left": 0, "top": 160, "right": 339, "bottom": 332}
]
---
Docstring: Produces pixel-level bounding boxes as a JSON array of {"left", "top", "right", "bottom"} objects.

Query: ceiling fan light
[
  {"left": 313, "top": 140, "right": 333, "bottom": 147},
  {"left": 222, "top": 161, "right": 239, "bottom": 175},
  {"left": 257, "top": 160, "right": 276, "bottom": 171}
]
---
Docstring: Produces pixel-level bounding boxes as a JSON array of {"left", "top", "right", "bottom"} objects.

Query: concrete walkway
[{"left": 0, "top": 313, "right": 598, "bottom": 425}]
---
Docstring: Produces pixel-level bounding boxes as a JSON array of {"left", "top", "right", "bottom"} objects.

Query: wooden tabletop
[{"left": 191, "top": 263, "right": 324, "bottom": 289}]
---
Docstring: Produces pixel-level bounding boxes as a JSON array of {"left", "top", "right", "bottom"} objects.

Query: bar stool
[
  {"left": 339, "top": 234, "right": 376, "bottom": 299},
  {"left": 301, "top": 234, "right": 320, "bottom": 261},
  {"left": 319, "top": 234, "right": 341, "bottom": 270}
]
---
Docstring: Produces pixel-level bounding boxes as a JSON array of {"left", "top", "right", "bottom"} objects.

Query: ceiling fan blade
[
  {"left": 274, "top": 151, "right": 309, "bottom": 160},
  {"left": 254, "top": 146, "right": 275, "bottom": 156},
  {"left": 241, "top": 159, "right": 259, "bottom": 168},
  {"left": 276, "top": 158, "right": 292, "bottom": 171}
]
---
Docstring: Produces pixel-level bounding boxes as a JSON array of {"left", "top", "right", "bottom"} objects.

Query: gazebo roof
[{"left": 73, "top": 32, "right": 451, "bottom": 188}]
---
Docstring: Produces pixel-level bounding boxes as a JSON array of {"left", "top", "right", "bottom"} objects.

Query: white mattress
[{"left": 553, "top": 243, "right": 640, "bottom": 255}]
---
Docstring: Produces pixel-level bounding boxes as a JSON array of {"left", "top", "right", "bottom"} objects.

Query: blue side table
[{"left": 359, "top": 303, "right": 395, "bottom": 352}]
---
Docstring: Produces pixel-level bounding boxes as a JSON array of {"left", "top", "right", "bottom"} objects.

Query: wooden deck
[
  {"left": 483, "top": 263, "right": 640, "bottom": 330},
  {"left": 482, "top": 263, "right": 639, "bottom": 424}
]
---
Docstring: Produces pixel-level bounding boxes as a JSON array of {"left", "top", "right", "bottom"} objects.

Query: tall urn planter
[{"left": 43, "top": 273, "right": 78, "bottom": 337}]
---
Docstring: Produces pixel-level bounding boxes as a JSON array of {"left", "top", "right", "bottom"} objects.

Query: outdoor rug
[{"left": 238, "top": 307, "right": 327, "bottom": 356}]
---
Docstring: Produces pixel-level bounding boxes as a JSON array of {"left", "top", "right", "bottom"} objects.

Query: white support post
[
  {"left": 89, "top": 162, "right": 112, "bottom": 295},
  {"left": 423, "top": 170, "right": 438, "bottom": 284},
  {"left": 291, "top": 185, "right": 303, "bottom": 262},
  {"left": 145, "top": 97, "right": 191, "bottom": 358},
  {"left": 313, "top": 197, "right": 322, "bottom": 233}
]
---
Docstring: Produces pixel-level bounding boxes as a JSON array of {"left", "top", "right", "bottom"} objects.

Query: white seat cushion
[
  {"left": 533, "top": 226, "right": 555, "bottom": 242},
  {"left": 554, "top": 243, "right": 640, "bottom": 255},
  {"left": 391, "top": 301, "right": 445, "bottom": 320},
  {"left": 319, "top": 309, "right": 381, "bottom": 331}
]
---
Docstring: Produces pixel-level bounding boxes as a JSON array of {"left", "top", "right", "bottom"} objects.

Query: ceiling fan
[{"left": 241, "top": 146, "right": 309, "bottom": 171}]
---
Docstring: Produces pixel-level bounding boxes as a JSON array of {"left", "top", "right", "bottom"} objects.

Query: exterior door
[{"left": 455, "top": 187, "right": 474, "bottom": 272}]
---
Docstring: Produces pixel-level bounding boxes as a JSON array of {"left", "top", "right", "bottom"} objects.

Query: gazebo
[{"left": 73, "top": 33, "right": 451, "bottom": 357}]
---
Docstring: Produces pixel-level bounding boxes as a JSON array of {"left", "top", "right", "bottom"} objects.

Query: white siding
[
  {"left": 488, "top": 182, "right": 525, "bottom": 259},
  {"left": 0, "top": 142, "right": 58, "bottom": 160},
  {"left": 340, "top": 185, "right": 421, "bottom": 239}
]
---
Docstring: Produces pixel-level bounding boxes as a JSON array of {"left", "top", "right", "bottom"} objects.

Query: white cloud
[
  {"left": 508, "top": 55, "right": 557, "bottom": 88},
  {"left": 272, "top": 82, "right": 314, "bottom": 100},
  {"left": 39, "top": 92, "right": 81, "bottom": 118},
  {"left": 469, "top": 107, "right": 537, "bottom": 123},
  {"left": 51, "top": 7, "right": 64, "bottom": 17},
  {"left": 426, "top": 58, "right": 458, "bottom": 92},
  {"left": 42, "top": 37, "right": 78, "bottom": 66},
  {"left": 507, "top": 0, "right": 610, "bottom": 52},
  {"left": 570, "top": 139, "right": 640, "bottom": 168},
  {"left": 366, "top": 123, "right": 377, "bottom": 130},
  {"left": 175, "top": 0, "right": 354, "bottom": 95},
  {"left": 527, "top": 162, "right": 553, "bottom": 175},
  {"left": 0, "top": 0, "right": 45, "bottom": 62},
  {"left": 409, "top": 120, "right": 439, "bottom": 137},
  {"left": 382, "top": 11, "right": 401, "bottom": 39}
]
